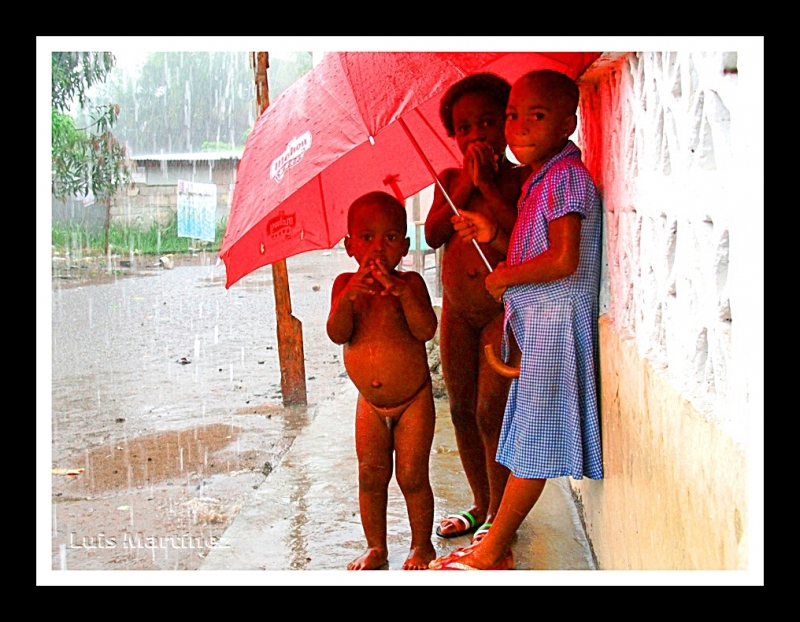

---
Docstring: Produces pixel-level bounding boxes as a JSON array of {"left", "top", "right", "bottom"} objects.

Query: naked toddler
[{"left": 327, "top": 191, "right": 439, "bottom": 570}]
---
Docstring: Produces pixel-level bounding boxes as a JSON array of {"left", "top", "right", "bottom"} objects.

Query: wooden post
[
  {"left": 253, "top": 52, "right": 307, "bottom": 406},
  {"left": 272, "top": 259, "right": 307, "bottom": 404}
]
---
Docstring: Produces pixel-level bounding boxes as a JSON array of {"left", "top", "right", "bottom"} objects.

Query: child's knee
[
  {"left": 475, "top": 400, "right": 505, "bottom": 438},
  {"left": 359, "top": 463, "right": 392, "bottom": 492},
  {"left": 395, "top": 465, "right": 431, "bottom": 497},
  {"left": 449, "top": 401, "right": 479, "bottom": 429}
]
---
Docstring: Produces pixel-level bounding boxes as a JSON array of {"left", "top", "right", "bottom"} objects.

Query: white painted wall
[
  {"left": 590, "top": 51, "right": 755, "bottom": 445},
  {"left": 572, "top": 49, "right": 762, "bottom": 571}
]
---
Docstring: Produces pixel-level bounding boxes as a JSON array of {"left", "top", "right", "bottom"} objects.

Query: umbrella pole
[
  {"left": 254, "top": 51, "right": 307, "bottom": 406},
  {"left": 398, "top": 118, "right": 493, "bottom": 273}
]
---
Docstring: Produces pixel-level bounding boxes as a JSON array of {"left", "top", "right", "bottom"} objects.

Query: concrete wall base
[{"left": 571, "top": 315, "right": 747, "bottom": 570}]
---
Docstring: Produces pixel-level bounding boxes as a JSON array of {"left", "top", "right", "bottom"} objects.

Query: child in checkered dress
[{"left": 430, "top": 69, "right": 603, "bottom": 570}]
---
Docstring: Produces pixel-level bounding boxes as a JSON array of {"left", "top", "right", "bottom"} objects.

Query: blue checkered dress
[{"left": 497, "top": 141, "right": 604, "bottom": 480}]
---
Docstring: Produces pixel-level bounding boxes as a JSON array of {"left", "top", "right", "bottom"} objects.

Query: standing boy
[{"left": 327, "top": 191, "right": 439, "bottom": 570}]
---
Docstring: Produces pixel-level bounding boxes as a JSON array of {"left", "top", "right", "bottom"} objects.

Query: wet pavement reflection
[
  {"left": 50, "top": 250, "right": 594, "bottom": 575},
  {"left": 50, "top": 251, "right": 347, "bottom": 570}
]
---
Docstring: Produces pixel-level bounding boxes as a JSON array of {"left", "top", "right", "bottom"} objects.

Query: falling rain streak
[{"left": 51, "top": 225, "right": 346, "bottom": 570}]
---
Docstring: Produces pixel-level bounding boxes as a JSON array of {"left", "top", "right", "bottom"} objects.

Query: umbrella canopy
[{"left": 220, "top": 51, "right": 601, "bottom": 288}]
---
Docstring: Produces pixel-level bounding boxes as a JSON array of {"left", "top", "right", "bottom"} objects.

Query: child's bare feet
[
  {"left": 347, "top": 547, "right": 389, "bottom": 570},
  {"left": 402, "top": 543, "right": 436, "bottom": 570}
]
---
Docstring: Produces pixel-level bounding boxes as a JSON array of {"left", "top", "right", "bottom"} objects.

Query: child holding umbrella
[{"left": 430, "top": 69, "right": 604, "bottom": 570}]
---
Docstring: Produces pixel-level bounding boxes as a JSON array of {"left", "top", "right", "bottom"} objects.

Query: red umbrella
[{"left": 219, "top": 51, "right": 601, "bottom": 288}]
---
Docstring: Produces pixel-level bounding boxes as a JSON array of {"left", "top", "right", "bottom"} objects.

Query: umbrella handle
[
  {"left": 484, "top": 344, "right": 520, "bottom": 379},
  {"left": 398, "top": 118, "right": 493, "bottom": 273}
]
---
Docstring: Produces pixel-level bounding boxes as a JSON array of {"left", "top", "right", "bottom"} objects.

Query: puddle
[
  {"left": 53, "top": 424, "right": 251, "bottom": 495},
  {"left": 51, "top": 423, "right": 265, "bottom": 571},
  {"left": 48, "top": 250, "right": 440, "bottom": 571}
]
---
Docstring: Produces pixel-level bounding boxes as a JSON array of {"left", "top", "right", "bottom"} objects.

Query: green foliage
[
  {"left": 51, "top": 51, "right": 116, "bottom": 113},
  {"left": 51, "top": 52, "right": 130, "bottom": 203},
  {"left": 268, "top": 52, "right": 313, "bottom": 102},
  {"left": 103, "top": 51, "right": 313, "bottom": 156},
  {"left": 103, "top": 52, "right": 255, "bottom": 155},
  {"left": 52, "top": 216, "right": 228, "bottom": 257},
  {"left": 200, "top": 140, "right": 234, "bottom": 152}
]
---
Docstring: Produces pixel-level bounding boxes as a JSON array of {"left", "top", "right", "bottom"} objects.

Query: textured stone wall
[
  {"left": 590, "top": 52, "right": 743, "bottom": 438},
  {"left": 570, "top": 51, "right": 753, "bottom": 570}
]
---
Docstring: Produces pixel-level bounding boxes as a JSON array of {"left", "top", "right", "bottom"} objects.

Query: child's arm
[
  {"left": 484, "top": 213, "right": 582, "bottom": 301},
  {"left": 326, "top": 258, "right": 377, "bottom": 344},
  {"left": 326, "top": 274, "right": 357, "bottom": 344},
  {"left": 371, "top": 260, "right": 438, "bottom": 343},
  {"left": 424, "top": 168, "right": 474, "bottom": 249}
]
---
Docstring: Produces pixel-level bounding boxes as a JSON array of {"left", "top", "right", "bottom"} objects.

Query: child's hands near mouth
[
  {"left": 370, "top": 258, "right": 408, "bottom": 298},
  {"left": 465, "top": 142, "right": 499, "bottom": 190},
  {"left": 341, "top": 255, "right": 378, "bottom": 300}
]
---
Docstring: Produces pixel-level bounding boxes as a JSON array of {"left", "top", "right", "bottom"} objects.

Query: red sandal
[{"left": 434, "top": 547, "right": 513, "bottom": 570}]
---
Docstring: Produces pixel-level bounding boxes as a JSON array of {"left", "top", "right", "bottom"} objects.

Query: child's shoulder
[
  {"left": 334, "top": 270, "right": 356, "bottom": 282},
  {"left": 331, "top": 271, "right": 356, "bottom": 293},
  {"left": 396, "top": 269, "right": 433, "bottom": 298},
  {"left": 393, "top": 268, "right": 425, "bottom": 287},
  {"left": 532, "top": 154, "right": 593, "bottom": 188}
]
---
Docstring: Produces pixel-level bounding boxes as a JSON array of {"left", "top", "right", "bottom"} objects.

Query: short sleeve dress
[{"left": 496, "top": 141, "right": 604, "bottom": 480}]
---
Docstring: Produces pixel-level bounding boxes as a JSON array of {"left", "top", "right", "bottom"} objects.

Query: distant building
[
  {"left": 52, "top": 151, "right": 242, "bottom": 230},
  {"left": 110, "top": 151, "right": 242, "bottom": 229}
]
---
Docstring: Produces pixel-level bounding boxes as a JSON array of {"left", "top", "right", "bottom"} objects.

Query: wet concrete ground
[
  {"left": 46, "top": 249, "right": 596, "bottom": 583},
  {"left": 199, "top": 385, "right": 597, "bottom": 582}
]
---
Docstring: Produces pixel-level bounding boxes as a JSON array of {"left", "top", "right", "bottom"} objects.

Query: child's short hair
[
  {"left": 347, "top": 191, "right": 407, "bottom": 232},
  {"left": 519, "top": 69, "right": 580, "bottom": 116},
  {"left": 439, "top": 73, "right": 511, "bottom": 138}
]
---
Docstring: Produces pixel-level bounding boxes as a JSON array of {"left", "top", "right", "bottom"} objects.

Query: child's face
[
  {"left": 345, "top": 203, "right": 410, "bottom": 270},
  {"left": 451, "top": 92, "right": 507, "bottom": 159},
  {"left": 505, "top": 77, "right": 577, "bottom": 170}
]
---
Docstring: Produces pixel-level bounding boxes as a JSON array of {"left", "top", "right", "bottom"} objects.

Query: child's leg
[
  {"left": 439, "top": 305, "right": 489, "bottom": 529},
  {"left": 476, "top": 314, "right": 513, "bottom": 524},
  {"left": 438, "top": 475, "right": 546, "bottom": 569},
  {"left": 350, "top": 393, "right": 394, "bottom": 570},
  {"left": 393, "top": 384, "right": 436, "bottom": 570}
]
